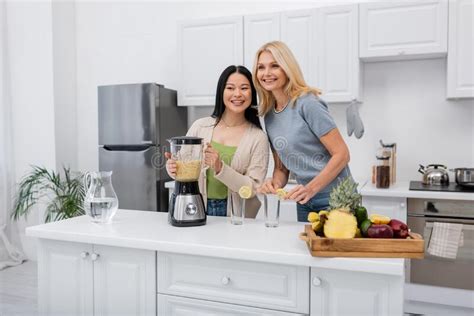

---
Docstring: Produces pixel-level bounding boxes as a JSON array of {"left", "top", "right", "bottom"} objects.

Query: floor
[{"left": 0, "top": 261, "right": 37, "bottom": 316}]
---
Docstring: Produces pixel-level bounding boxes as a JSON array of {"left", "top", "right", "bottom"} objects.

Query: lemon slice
[
  {"left": 276, "top": 188, "right": 287, "bottom": 200},
  {"left": 238, "top": 186, "right": 252, "bottom": 199}
]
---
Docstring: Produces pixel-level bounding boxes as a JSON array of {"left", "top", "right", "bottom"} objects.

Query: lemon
[
  {"left": 307, "top": 212, "right": 320, "bottom": 223},
  {"left": 238, "top": 186, "right": 252, "bottom": 199},
  {"left": 369, "top": 214, "right": 391, "bottom": 225},
  {"left": 276, "top": 188, "right": 288, "bottom": 200}
]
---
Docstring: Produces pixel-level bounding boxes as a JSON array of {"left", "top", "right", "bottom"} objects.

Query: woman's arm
[
  {"left": 213, "top": 134, "right": 270, "bottom": 197},
  {"left": 287, "top": 128, "right": 350, "bottom": 203},
  {"left": 259, "top": 147, "right": 290, "bottom": 194}
]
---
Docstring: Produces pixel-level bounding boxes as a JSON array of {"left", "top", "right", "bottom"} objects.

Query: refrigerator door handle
[{"left": 102, "top": 145, "right": 154, "bottom": 152}]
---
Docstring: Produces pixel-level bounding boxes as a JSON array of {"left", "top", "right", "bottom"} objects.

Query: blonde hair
[{"left": 252, "top": 41, "right": 321, "bottom": 116}]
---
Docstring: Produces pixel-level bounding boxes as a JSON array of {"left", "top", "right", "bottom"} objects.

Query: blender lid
[{"left": 169, "top": 136, "right": 203, "bottom": 145}]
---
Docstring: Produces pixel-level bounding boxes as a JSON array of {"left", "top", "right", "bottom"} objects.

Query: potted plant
[{"left": 11, "top": 166, "right": 85, "bottom": 222}]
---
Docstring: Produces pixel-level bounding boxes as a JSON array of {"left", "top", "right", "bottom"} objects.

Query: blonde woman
[{"left": 254, "top": 41, "right": 352, "bottom": 222}]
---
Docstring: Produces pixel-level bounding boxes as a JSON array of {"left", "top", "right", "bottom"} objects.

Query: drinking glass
[
  {"left": 263, "top": 194, "right": 280, "bottom": 227},
  {"left": 230, "top": 194, "right": 245, "bottom": 225}
]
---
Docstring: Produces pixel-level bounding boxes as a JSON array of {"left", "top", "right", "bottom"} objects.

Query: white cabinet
[
  {"left": 362, "top": 195, "right": 407, "bottom": 222},
  {"left": 158, "top": 294, "right": 304, "bottom": 316},
  {"left": 244, "top": 13, "right": 280, "bottom": 70},
  {"left": 310, "top": 268, "right": 403, "bottom": 316},
  {"left": 316, "top": 5, "right": 361, "bottom": 102},
  {"left": 157, "top": 252, "right": 310, "bottom": 314},
  {"left": 281, "top": 10, "right": 318, "bottom": 87},
  {"left": 178, "top": 16, "right": 243, "bottom": 106},
  {"left": 38, "top": 240, "right": 93, "bottom": 316},
  {"left": 38, "top": 239, "right": 156, "bottom": 316},
  {"left": 359, "top": 1, "right": 448, "bottom": 60},
  {"left": 447, "top": 0, "right": 474, "bottom": 98}
]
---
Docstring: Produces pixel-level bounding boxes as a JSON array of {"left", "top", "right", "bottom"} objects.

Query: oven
[{"left": 407, "top": 198, "right": 474, "bottom": 291}]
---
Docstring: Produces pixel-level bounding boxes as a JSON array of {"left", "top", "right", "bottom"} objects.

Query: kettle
[{"left": 418, "top": 164, "right": 449, "bottom": 185}]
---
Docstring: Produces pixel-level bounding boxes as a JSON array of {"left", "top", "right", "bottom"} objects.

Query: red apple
[{"left": 389, "top": 219, "right": 409, "bottom": 239}]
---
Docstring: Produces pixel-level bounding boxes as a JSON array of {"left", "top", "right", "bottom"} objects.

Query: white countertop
[
  {"left": 360, "top": 181, "right": 474, "bottom": 201},
  {"left": 26, "top": 209, "right": 403, "bottom": 276}
]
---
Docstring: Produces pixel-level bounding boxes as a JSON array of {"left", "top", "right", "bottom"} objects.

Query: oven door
[{"left": 407, "top": 215, "right": 474, "bottom": 290}]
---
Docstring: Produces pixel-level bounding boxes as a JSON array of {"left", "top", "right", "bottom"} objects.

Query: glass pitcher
[{"left": 83, "top": 171, "right": 119, "bottom": 223}]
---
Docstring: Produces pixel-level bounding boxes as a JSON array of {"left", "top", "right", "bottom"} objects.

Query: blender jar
[{"left": 168, "top": 136, "right": 203, "bottom": 182}]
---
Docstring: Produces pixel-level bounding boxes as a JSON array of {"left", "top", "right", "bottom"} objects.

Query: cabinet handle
[
  {"left": 312, "top": 277, "right": 321, "bottom": 287},
  {"left": 80, "top": 251, "right": 89, "bottom": 259},
  {"left": 91, "top": 253, "right": 100, "bottom": 261},
  {"left": 400, "top": 202, "right": 406, "bottom": 208},
  {"left": 221, "top": 276, "right": 230, "bottom": 285}
]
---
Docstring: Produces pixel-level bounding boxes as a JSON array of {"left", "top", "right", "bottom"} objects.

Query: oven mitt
[{"left": 346, "top": 100, "right": 364, "bottom": 139}]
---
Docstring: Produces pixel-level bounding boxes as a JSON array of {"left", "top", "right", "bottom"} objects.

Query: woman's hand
[
  {"left": 164, "top": 152, "right": 177, "bottom": 178},
  {"left": 258, "top": 178, "right": 279, "bottom": 195},
  {"left": 204, "top": 143, "right": 223, "bottom": 173},
  {"left": 286, "top": 184, "right": 318, "bottom": 204}
]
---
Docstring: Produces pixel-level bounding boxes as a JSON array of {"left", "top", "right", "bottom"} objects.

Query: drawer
[
  {"left": 157, "top": 294, "right": 305, "bottom": 316},
  {"left": 157, "top": 252, "right": 309, "bottom": 314}
]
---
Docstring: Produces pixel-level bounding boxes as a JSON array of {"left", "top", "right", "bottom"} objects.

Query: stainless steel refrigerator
[{"left": 98, "top": 83, "right": 187, "bottom": 212}]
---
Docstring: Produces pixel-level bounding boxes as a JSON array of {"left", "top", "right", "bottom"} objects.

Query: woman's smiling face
[
  {"left": 223, "top": 73, "right": 252, "bottom": 114},
  {"left": 256, "top": 51, "right": 288, "bottom": 93}
]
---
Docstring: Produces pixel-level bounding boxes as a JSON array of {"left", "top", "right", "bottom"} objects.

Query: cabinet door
[
  {"left": 310, "top": 268, "right": 403, "bottom": 316},
  {"left": 316, "top": 5, "right": 361, "bottom": 103},
  {"left": 178, "top": 16, "right": 243, "bottom": 106},
  {"left": 362, "top": 196, "right": 407, "bottom": 222},
  {"left": 281, "top": 10, "right": 318, "bottom": 86},
  {"left": 447, "top": 0, "right": 474, "bottom": 98},
  {"left": 38, "top": 239, "right": 93, "bottom": 316},
  {"left": 93, "top": 245, "right": 156, "bottom": 316},
  {"left": 158, "top": 294, "right": 305, "bottom": 316},
  {"left": 244, "top": 13, "right": 280, "bottom": 70},
  {"left": 360, "top": 1, "right": 448, "bottom": 60}
]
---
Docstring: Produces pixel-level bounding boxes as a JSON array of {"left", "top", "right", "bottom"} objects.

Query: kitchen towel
[
  {"left": 346, "top": 100, "right": 364, "bottom": 139},
  {"left": 427, "top": 222, "right": 463, "bottom": 259}
]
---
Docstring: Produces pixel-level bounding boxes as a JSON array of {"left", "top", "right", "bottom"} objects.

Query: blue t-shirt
[{"left": 264, "top": 93, "right": 352, "bottom": 194}]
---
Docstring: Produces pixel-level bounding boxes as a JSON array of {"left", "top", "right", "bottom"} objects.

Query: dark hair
[{"left": 212, "top": 65, "right": 261, "bottom": 129}]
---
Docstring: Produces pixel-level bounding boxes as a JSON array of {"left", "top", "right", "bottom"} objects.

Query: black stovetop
[{"left": 409, "top": 181, "right": 474, "bottom": 193}]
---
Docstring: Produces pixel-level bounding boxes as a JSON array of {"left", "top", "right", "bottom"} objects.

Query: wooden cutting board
[{"left": 300, "top": 225, "right": 424, "bottom": 259}]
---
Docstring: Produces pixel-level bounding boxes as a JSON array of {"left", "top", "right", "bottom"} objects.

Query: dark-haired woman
[{"left": 165, "top": 65, "right": 269, "bottom": 217}]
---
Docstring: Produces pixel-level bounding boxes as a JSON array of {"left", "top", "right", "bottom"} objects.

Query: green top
[{"left": 206, "top": 140, "right": 237, "bottom": 199}]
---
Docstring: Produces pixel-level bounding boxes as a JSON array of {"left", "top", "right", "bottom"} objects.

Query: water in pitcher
[{"left": 84, "top": 197, "right": 118, "bottom": 223}]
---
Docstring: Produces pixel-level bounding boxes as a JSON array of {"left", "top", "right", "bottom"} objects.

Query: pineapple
[
  {"left": 323, "top": 209, "right": 358, "bottom": 239},
  {"left": 328, "top": 177, "right": 361, "bottom": 213}
]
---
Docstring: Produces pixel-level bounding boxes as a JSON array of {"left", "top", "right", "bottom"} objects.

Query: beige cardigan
[{"left": 186, "top": 116, "right": 269, "bottom": 218}]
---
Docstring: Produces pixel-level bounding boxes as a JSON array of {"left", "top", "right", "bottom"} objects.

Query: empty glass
[
  {"left": 230, "top": 194, "right": 245, "bottom": 225},
  {"left": 83, "top": 171, "right": 119, "bottom": 223},
  {"left": 263, "top": 194, "right": 280, "bottom": 227}
]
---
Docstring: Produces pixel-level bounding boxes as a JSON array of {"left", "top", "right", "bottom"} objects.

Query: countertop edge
[{"left": 26, "top": 225, "right": 404, "bottom": 277}]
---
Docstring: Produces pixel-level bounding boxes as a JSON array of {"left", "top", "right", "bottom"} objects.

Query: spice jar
[{"left": 375, "top": 156, "right": 390, "bottom": 188}]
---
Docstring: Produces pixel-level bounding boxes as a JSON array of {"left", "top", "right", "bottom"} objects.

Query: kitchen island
[{"left": 27, "top": 209, "right": 404, "bottom": 315}]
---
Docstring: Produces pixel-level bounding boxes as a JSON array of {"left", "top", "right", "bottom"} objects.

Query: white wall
[
  {"left": 52, "top": 1, "right": 78, "bottom": 171},
  {"left": 333, "top": 58, "right": 473, "bottom": 181},
  {"left": 5, "top": 1, "right": 57, "bottom": 259}
]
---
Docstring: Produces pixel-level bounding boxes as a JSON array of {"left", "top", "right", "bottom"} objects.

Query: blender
[{"left": 168, "top": 136, "right": 206, "bottom": 226}]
